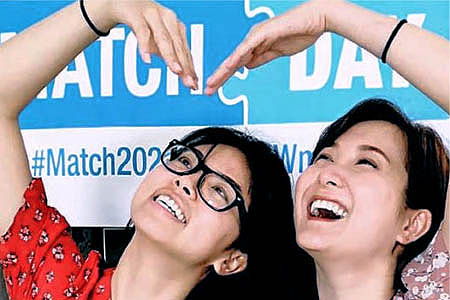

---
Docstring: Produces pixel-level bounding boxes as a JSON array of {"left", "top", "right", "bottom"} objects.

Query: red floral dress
[{"left": 0, "top": 178, "right": 113, "bottom": 300}]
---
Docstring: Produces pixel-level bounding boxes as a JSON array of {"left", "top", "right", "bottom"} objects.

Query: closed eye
[
  {"left": 357, "top": 159, "right": 377, "bottom": 169},
  {"left": 314, "top": 153, "right": 332, "bottom": 163}
]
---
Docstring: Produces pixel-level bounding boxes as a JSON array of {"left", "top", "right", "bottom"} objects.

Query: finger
[
  {"left": 226, "top": 29, "right": 263, "bottom": 67},
  {"left": 245, "top": 50, "right": 280, "bottom": 69},
  {"left": 205, "top": 46, "right": 254, "bottom": 95},
  {"left": 161, "top": 11, "right": 196, "bottom": 89},
  {"left": 206, "top": 33, "right": 262, "bottom": 93},
  {"left": 253, "top": 37, "right": 272, "bottom": 56},
  {"left": 204, "top": 59, "right": 242, "bottom": 95},
  {"left": 130, "top": 18, "right": 155, "bottom": 63},
  {"left": 205, "top": 51, "right": 247, "bottom": 91},
  {"left": 178, "top": 21, "right": 198, "bottom": 88},
  {"left": 144, "top": 9, "right": 182, "bottom": 74}
]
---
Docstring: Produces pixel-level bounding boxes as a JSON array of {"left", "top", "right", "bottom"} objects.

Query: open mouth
[
  {"left": 309, "top": 199, "right": 348, "bottom": 220},
  {"left": 154, "top": 195, "right": 187, "bottom": 224}
]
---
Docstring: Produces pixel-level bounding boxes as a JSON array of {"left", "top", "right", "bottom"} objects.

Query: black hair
[
  {"left": 179, "top": 127, "right": 290, "bottom": 253},
  {"left": 117, "top": 127, "right": 316, "bottom": 299},
  {"left": 181, "top": 127, "right": 316, "bottom": 300},
  {"left": 312, "top": 98, "right": 449, "bottom": 291}
]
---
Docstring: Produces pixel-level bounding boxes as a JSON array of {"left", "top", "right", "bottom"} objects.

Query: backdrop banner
[{"left": 1, "top": 0, "right": 448, "bottom": 226}]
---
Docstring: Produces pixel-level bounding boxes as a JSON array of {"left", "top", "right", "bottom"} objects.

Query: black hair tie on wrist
[
  {"left": 79, "top": 0, "right": 110, "bottom": 37},
  {"left": 381, "top": 19, "right": 408, "bottom": 64}
]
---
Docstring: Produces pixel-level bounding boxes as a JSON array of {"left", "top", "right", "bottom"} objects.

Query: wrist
[
  {"left": 313, "top": 0, "right": 348, "bottom": 33},
  {"left": 82, "top": 0, "right": 118, "bottom": 33}
]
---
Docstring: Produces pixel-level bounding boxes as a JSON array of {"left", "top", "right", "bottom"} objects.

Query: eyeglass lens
[{"left": 163, "top": 144, "right": 237, "bottom": 210}]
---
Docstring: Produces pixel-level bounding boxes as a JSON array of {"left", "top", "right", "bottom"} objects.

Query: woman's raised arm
[
  {"left": 205, "top": 0, "right": 449, "bottom": 248},
  {"left": 206, "top": 0, "right": 449, "bottom": 113},
  {"left": 324, "top": 0, "right": 449, "bottom": 112},
  {"left": 0, "top": 0, "right": 197, "bottom": 234}
]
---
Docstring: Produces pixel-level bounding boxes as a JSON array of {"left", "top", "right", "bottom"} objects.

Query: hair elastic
[
  {"left": 381, "top": 19, "right": 407, "bottom": 63},
  {"left": 79, "top": 0, "right": 110, "bottom": 37}
]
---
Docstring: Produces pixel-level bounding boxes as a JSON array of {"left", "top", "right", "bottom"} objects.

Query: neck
[
  {"left": 314, "top": 253, "right": 396, "bottom": 300},
  {"left": 111, "top": 232, "right": 205, "bottom": 300}
]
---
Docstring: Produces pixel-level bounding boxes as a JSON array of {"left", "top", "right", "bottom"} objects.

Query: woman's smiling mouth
[
  {"left": 154, "top": 194, "right": 187, "bottom": 224},
  {"left": 309, "top": 199, "right": 348, "bottom": 220}
]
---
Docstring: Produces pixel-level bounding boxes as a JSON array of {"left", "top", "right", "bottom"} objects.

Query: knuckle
[
  {"left": 223, "top": 63, "right": 234, "bottom": 72},
  {"left": 163, "top": 8, "right": 177, "bottom": 20},
  {"left": 157, "top": 31, "right": 171, "bottom": 44},
  {"left": 178, "top": 22, "right": 187, "bottom": 34},
  {"left": 145, "top": 6, "right": 159, "bottom": 19},
  {"left": 249, "top": 24, "right": 260, "bottom": 34},
  {"left": 138, "top": 28, "right": 151, "bottom": 41}
]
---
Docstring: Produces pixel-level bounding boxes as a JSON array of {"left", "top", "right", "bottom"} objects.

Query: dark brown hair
[{"left": 312, "top": 98, "right": 449, "bottom": 291}]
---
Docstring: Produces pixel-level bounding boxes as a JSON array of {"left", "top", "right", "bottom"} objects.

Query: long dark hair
[
  {"left": 182, "top": 127, "right": 315, "bottom": 299},
  {"left": 119, "top": 127, "right": 316, "bottom": 299}
]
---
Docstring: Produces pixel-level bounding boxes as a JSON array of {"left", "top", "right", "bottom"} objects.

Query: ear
[
  {"left": 396, "top": 208, "right": 432, "bottom": 245},
  {"left": 212, "top": 249, "right": 248, "bottom": 276}
]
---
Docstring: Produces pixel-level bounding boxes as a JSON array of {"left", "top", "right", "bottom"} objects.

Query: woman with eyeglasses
[
  {"left": 206, "top": 0, "right": 449, "bottom": 299},
  {"left": 0, "top": 0, "right": 309, "bottom": 299}
]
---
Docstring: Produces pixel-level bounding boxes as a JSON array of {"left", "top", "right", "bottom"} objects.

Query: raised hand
[
  {"left": 205, "top": 0, "right": 325, "bottom": 95},
  {"left": 108, "top": 0, "right": 198, "bottom": 89}
]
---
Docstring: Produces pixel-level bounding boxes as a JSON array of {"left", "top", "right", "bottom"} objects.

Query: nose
[
  {"left": 175, "top": 179, "right": 191, "bottom": 195},
  {"left": 174, "top": 175, "right": 198, "bottom": 199},
  {"left": 318, "top": 167, "right": 343, "bottom": 188}
]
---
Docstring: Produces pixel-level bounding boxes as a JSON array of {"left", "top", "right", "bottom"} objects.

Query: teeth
[
  {"left": 155, "top": 195, "right": 186, "bottom": 224},
  {"left": 175, "top": 208, "right": 182, "bottom": 217},
  {"left": 310, "top": 200, "right": 347, "bottom": 218}
]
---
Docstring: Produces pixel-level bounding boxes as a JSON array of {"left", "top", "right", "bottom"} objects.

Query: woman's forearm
[
  {"left": 321, "top": 0, "right": 449, "bottom": 113},
  {"left": 0, "top": 0, "right": 114, "bottom": 235},
  {"left": 0, "top": 0, "right": 113, "bottom": 119}
]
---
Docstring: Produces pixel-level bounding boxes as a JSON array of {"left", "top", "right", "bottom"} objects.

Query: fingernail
[
  {"left": 141, "top": 52, "right": 151, "bottom": 64},
  {"left": 191, "top": 77, "right": 199, "bottom": 90}
]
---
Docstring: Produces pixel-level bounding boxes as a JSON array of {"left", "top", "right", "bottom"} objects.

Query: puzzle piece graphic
[{"left": 219, "top": 0, "right": 449, "bottom": 125}]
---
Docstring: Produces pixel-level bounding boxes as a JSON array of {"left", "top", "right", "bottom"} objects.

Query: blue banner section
[{"left": 0, "top": 0, "right": 448, "bottom": 129}]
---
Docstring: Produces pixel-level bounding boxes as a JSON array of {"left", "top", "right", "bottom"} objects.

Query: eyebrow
[{"left": 359, "top": 145, "right": 391, "bottom": 164}]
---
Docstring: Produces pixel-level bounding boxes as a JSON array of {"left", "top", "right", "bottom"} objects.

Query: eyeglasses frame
[{"left": 161, "top": 139, "right": 248, "bottom": 223}]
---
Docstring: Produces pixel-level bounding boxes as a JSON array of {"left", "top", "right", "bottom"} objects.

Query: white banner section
[{"left": 22, "top": 120, "right": 450, "bottom": 227}]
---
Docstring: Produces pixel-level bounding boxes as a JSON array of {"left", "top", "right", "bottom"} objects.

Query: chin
[
  {"left": 297, "top": 230, "right": 327, "bottom": 252},
  {"left": 296, "top": 229, "right": 351, "bottom": 260}
]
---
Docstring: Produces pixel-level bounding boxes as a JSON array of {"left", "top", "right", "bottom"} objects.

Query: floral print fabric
[
  {"left": 396, "top": 228, "right": 449, "bottom": 300},
  {"left": 0, "top": 178, "right": 448, "bottom": 300},
  {"left": 0, "top": 178, "right": 112, "bottom": 300}
]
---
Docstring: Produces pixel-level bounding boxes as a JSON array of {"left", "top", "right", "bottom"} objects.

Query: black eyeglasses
[{"left": 161, "top": 139, "right": 247, "bottom": 223}]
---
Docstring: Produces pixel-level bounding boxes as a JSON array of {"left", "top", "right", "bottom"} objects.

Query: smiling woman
[
  {"left": 207, "top": 0, "right": 449, "bottom": 299},
  {"left": 296, "top": 99, "right": 449, "bottom": 299}
]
